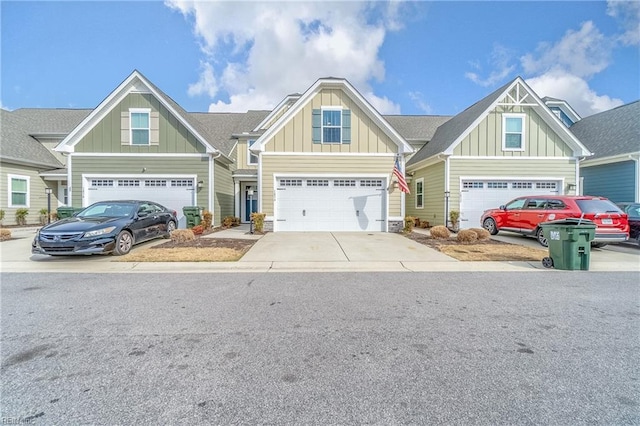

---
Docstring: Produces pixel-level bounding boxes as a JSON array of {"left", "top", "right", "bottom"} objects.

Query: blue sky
[{"left": 2, "top": 1, "right": 638, "bottom": 117}]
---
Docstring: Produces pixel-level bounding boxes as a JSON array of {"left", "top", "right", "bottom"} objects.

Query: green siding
[
  {"left": 70, "top": 156, "right": 210, "bottom": 207},
  {"left": 214, "top": 159, "right": 234, "bottom": 225},
  {"left": 405, "top": 161, "right": 446, "bottom": 226},
  {"left": 1, "top": 162, "right": 58, "bottom": 225},
  {"left": 76, "top": 93, "right": 205, "bottom": 154}
]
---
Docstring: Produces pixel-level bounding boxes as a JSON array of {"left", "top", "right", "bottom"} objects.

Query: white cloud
[
  {"left": 464, "top": 44, "right": 516, "bottom": 87},
  {"left": 607, "top": 0, "right": 640, "bottom": 45},
  {"left": 166, "top": 0, "right": 404, "bottom": 113},
  {"left": 526, "top": 70, "right": 623, "bottom": 117},
  {"left": 408, "top": 91, "right": 432, "bottom": 114}
]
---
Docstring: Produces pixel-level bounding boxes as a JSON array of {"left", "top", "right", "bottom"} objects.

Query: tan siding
[
  {"left": 265, "top": 88, "right": 397, "bottom": 154},
  {"left": 70, "top": 156, "right": 210, "bottom": 207},
  {"left": 260, "top": 155, "right": 400, "bottom": 217},
  {"left": 1, "top": 162, "right": 59, "bottom": 225},
  {"left": 454, "top": 106, "right": 573, "bottom": 157},
  {"left": 213, "top": 160, "right": 234, "bottom": 225},
  {"left": 76, "top": 93, "right": 205, "bottom": 154},
  {"left": 405, "top": 161, "right": 446, "bottom": 226},
  {"left": 235, "top": 139, "right": 258, "bottom": 170}
]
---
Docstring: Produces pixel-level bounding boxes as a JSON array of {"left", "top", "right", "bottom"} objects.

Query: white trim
[
  {"left": 7, "top": 174, "right": 30, "bottom": 208},
  {"left": 406, "top": 153, "right": 447, "bottom": 173},
  {"left": 58, "top": 183, "right": 68, "bottom": 207},
  {"left": 253, "top": 94, "right": 300, "bottom": 131},
  {"left": 234, "top": 181, "right": 241, "bottom": 219},
  {"left": 320, "top": 106, "right": 344, "bottom": 144},
  {"left": 67, "top": 154, "right": 73, "bottom": 206},
  {"left": 575, "top": 159, "right": 580, "bottom": 196},
  {"left": 274, "top": 172, "right": 389, "bottom": 178},
  {"left": 415, "top": 177, "right": 424, "bottom": 209},
  {"left": 247, "top": 139, "right": 258, "bottom": 165},
  {"left": 208, "top": 155, "right": 214, "bottom": 212},
  {"left": 260, "top": 152, "right": 396, "bottom": 157},
  {"left": 444, "top": 156, "right": 450, "bottom": 222},
  {"left": 129, "top": 108, "right": 151, "bottom": 146},
  {"left": 253, "top": 78, "right": 413, "bottom": 154},
  {"left": 450, "top": 156, "right": 575, "bottom": 161},
  {"left": 502, "top": 113, "right": 526, "bottom": 152},
  {"left": 581, "top": 152, "right": 640, "bottom": 167},
  {"left": 68, "top": 152, "right": 209, "bottom": 157},
  {"left": 257, "top": 152, "right": 263, "bottom": 215},
  {"left": 458, "top": 175, "right": 566, "bottom": 182}
]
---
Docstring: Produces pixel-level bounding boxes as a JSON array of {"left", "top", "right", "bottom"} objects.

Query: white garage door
[
  {"left": 460, "top": 180, "right": 561, "bottom": 229},
  {"left": 86, "top": 177, "right": 196, "bottom": 228},
  {"left": 275, "top": 177, "right": 386, "bottom": 232}
]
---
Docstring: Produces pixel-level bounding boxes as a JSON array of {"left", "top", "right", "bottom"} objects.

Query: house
[
  {"left": 570, "top": 101, "right": 640, "bottom": 203},
  {"left": 404, "top": 76, "right": 592, "bottom": 229}
]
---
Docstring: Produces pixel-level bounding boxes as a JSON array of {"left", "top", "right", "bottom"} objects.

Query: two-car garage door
[
  {"left": 86, "top": 177, "right": 196, "bottom": 228},
  {"left": 275, "top": 177, "right": 387, "bottom": 231},
  {"left": 460, "top": 179, "right": 561, "bottom": 228}
]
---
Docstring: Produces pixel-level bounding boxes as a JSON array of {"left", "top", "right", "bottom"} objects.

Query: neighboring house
[
  {"left": 570, "top": 101, "right": 640, "bottom": 203},
  {"left": 405, "top": 76, "right": 592, "bottom": 229},
  {"left": 541, "top": 96, "right": 581, "bottom": 127}
]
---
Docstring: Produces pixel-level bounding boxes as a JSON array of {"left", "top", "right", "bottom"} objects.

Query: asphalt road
[{"left": 1, "top": 272, "right": 638, "bottom": 425}]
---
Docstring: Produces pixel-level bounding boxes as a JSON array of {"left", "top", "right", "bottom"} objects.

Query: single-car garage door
[
  {"left": 275, "top": 177, "right": 386, "bottom": 231},
  {"left": 85, "top": 177, "right": 196, "bottom": 228},
  {"left": 460, "top": 179, "right": 561, "bottom": 228}
]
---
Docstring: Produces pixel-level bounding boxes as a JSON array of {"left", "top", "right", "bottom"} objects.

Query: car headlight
[{"left": 83, "top": 227, "right": 117, "bottom": 238}]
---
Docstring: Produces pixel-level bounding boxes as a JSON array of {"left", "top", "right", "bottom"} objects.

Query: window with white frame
[
  {"left": 322, "top": 109, "right": 342, "bottom": 143},
  {"left": 247, "top": 139, "right": 258, "bottom": 165},
  {"left": 8, "top": 174, "right": 29, "bottom": 207},
  {"left": 130, "top": 109, "right": 150, "bottom": 145},
  {"left": 502, "top": 114, "right": 525, "bottom": 151},
  {"left": 415, "top": 178, "right": 424, "bottom": 208}
]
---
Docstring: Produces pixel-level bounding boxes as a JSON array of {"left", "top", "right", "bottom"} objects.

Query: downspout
[
  {"left": 209, "top": 151, "right": 222, "bottom": 215},
  {"left": 443, "top": 154, "right": 450, "bottom": 227}
]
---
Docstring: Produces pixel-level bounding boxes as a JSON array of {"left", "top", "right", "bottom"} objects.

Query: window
[
  {"left": 503, "top": 114, "right": 525, "bottom": 151},
  {"left": 91, "top": 179, "right": 114, "bottom": 187},
  {"left": 118, "top": 179, "right": 140, "bottom": 187},
  {"left": 8, "top": 174, "right": 29, "bottom": 207},
  {"left": 280, "top": 179, "right": 303, "bottom": 187},
  {"left": 524, "top": 199, "right": 547, "bottom": 209},
  {"left": 307, "top": 179, "right": 329, "bottom": 187},
  {"left": 130, "top": 109, "right": 150, "bottom": 145},
  {"left": 487, "top": 182, "right": 508, "bottom": 189},
  {"left": 415, "top": 178, "right": 424, "bottom": 209},
  {"left": 322, "top": 109, "right": 341, "bottom": 143},
  {"left": 462, "top": 181, "right": 484, "bottom": 189},
  {"left": 505, "top": 198, "right": 526, "bottom": 210},
  {"left": 171, "top": 179, "right": 194, "bottom": 187},
  {"left": 536, "top": 182, "right": 557, "bottom": 190},
  {"left": 144, "top": 179, "right": 167, "bottom": 187},
  {"left": 334, "top": 179, "right": 356, "bottom": 187},
  {"left": 247, "top": 139, "right": 258, "bottom": 165},
  {"left": 512, "top": 182, "right": 533, "bottom": 189},
  {"left": 360, "top": 179, "right": 383, "bottom": 187},
  {"left": 312, "top": 108, "right": 351, "bottom": 144}
]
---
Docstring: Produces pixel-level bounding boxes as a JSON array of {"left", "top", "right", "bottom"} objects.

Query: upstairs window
[
  {"left": 247, "top": 139, "right": 258, "bottom": 165},
  {"left": 312, "top": 108, "right": 351, "bottom": 144},
  {"left": 130, "top": 109, "right": 150, "bottom": 145},
  {"left": 503, "top": 114, "right": 525, "bottom": 151}
]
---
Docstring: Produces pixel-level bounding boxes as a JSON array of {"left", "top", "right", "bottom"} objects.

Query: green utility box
[
  {"left": 541, "top": 218, "right": 596, "bottom": 270},
  {"left": 183, "top": 206, "right": 203, "bottom": 228},
  {"left": 57, "top": 206, "right": 83, "bottom": 219}
]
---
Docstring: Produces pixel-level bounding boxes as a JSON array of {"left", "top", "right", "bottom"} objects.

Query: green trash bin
[
  {"left": 183, "top": 206, "right": 203, "bottom": 228},
  {"left": 57, "top": 206, "right": 80, "bottom": 219},
  {"left": 540, "top": 218, "right": 596, "bottom": 270}
]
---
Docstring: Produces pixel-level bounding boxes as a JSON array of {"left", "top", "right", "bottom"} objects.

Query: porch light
[{"left": 197, "top": 180, "right": 204, "bottom": 189}]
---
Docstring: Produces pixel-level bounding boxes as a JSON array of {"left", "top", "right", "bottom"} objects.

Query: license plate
[{"left": 602, "top": 218, "right": 613, "bottom": 225}]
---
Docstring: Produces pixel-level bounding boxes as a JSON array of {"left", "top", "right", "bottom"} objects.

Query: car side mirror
[
  {"left": 500, "top": 205, "right": 506, "bottom": 210},
  {"left": 137, "top": 211, "right": 149, "bottom": 218}
]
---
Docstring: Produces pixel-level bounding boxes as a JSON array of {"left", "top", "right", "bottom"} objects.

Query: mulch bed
[
  {"left": 406, "top": 231, "right": 511, "bottom": 248},
  {"left": 151, "top": 237, "right": 256, "bottom": 251}
]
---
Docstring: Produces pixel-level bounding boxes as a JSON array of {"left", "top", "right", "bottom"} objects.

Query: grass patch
[{"left": 113, "top": 247, "right": 248, "bottom": 262}]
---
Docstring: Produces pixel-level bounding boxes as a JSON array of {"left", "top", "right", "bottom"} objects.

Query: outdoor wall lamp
[{"left": 197, "top": 180, "right": 204, "bottom": 189}]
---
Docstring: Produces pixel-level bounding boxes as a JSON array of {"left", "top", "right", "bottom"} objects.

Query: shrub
[
  {"left": 419, "top": 221, "right": 430, "bottom": 229},
  {"left": 456, "top": 229, "right": 478, "bottom": 243},
  {"left": 171, "top": 229, "right": 195, "bottom": 243},
  {"left": 470, "top": 227, "right": 491, "bottom": 241},
  {"left": 233, "top": 217, "right": 241, "bottom": 226},
  {"left": 251, "top": 212, "right": 266, "bottom": 233},
  {"left": 191, "top": 225, "right": 204, "bottom": 235},
  {"left": 0, "top": 209, "right": 5, "bottom": 224},
  {"left": 0, "top": 228, "right": 11, "bottom": 241},
  {"left": 39, "top": 208, "right": 49, "bottom": 225},
  {"left": 222, "top": 216, "right": 235, "bottom": 228},
  {"left": 15, "top": 208, "right": 28, "bottom": 225},
  {"left": 430, "top": 225, "right": 451, "bottom": 240},
  {"left": 403, "top": 216, "right": 415, "bottom": 234},
  {"left": 201, "top": 210, "right": 213, "bottom": 230},
  {"left": 449, "top": 210, "right": 460, "bottom": 229}
]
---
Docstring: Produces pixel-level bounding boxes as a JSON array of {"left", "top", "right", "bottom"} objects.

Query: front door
[{"left": 241, "top": 183, "right": 258, "bottom": 223}]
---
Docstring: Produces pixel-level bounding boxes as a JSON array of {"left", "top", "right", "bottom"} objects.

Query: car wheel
[
  {"left": 113, "top": 231, "right": 133, "bottom": 256},
  {"left": 482, "top": 218, "right": 498, "bottom": 235},
  {"left": 164, "top": 220, "right": 176, "bottom": 239},
  {"left": 536, "top": 228, "right": 548, "bottom": 247},
  {"left": 591, "top": 242, "right": 608, "bottom": 249}
]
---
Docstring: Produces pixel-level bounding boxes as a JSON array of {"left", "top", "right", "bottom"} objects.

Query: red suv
[{"left": 481, "top": 195, "right": 629, "bottom": 247}]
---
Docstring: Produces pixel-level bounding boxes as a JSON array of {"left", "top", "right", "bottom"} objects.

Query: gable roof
[
  {"left": 1, "top": 108, "right": 88, "bottom": 169},
  {"left": 383, "top": 115, "right": 452, "bottom": 142},
  {"left": 252, "top": 77, "right": 414, "bottom": 154},
  {"left": 407, "top": 77, "right": 592, "bottom": 169},
  {"left": 570, "top": 101, "right": 640, "bottom": 161},
  {"left": 55, "top": 70, "right": 225, "bottom": 157}
]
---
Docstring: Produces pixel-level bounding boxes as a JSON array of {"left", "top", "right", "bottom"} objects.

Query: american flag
[{"left": 393, "top": 157, "right": 410, "bottom": 194}]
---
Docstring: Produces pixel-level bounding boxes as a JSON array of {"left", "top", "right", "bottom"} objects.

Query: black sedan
[
  {"left": 32, "top": 200, "right": 177, "bottom": 256},
  {"left": 617, "top": 202, "right": 640, "bottom": 245}
]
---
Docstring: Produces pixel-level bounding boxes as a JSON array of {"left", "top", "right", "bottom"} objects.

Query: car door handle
[
  {"left": 356, "top": 210, "right": 360, "bottom": 217},
  {"left": 302, "top": 210, "right": 306, "bottom": 216}
]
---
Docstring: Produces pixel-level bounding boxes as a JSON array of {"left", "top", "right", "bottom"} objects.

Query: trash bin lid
[{"left": 541, "top": 218, "right": 596, "bottom": 227}]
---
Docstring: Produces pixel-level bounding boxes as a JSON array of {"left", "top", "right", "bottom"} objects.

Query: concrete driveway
[{"left": 239, "top": 232, "right": 455, "bottom": 262}]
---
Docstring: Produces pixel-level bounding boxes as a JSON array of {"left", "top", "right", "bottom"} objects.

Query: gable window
[
  {"left": 415, "top": 178, "right": 424, "bottom": 209},
  {"left": 312, "top": 108, "right": 351, "bottom": 144},
  {"left": 8, "top": 174, "right": 29, "bottom": 207},
  {"left": 502, "top": 114, "right": 525, "bottom": 151},
  {"left": 247, "top": 139, "right": 258, "bottom": 165},
  {"left": 130, "top": 109, "right": 150, "bottom": 145}
]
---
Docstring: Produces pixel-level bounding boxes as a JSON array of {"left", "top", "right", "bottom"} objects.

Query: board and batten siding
[
  {"left": 1, "top": 162, "right": 58, "bottom": 225},
  {"left": 405, "top": 161, "right": 446, "bottom": 226},
  {"left": 581, "top": 160, "right": 637, "bottom": 203},
  {"left": 213, "top": 160, "right": 235, "bottom": 225},
  {"left": 260, "top": 155, "right": 400, "bottom": 217},
  {"left": 264, "top": 89, "right": 397, "bottom": 154},
  {"left": 447, "top": 158, "right": 576, "bottom": 211},
  {"left": 75, "top": 93, "right": 205, "bottom": 154},
  {"left": 454, "top": 106, "right": 573, "bottom": 157},
  {"left": 70, "top": 156, "right": 210, "bottom": 207},
  {"left": 235, "top": 139, "right": 259, "bottom": 170}
]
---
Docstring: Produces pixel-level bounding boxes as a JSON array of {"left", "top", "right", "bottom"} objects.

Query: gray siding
[
  {"left": 1, "top": 162, "right": 58, "bottom": 225},
  {"left": 405, "top": 161, "right": 446, "bottom": 226},
  {"left": 582, "top": 160, "right": 637, "bottom": 202}
]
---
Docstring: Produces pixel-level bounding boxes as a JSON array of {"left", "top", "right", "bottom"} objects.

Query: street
[{"left": 1, "top": 272, "right": 639, "bottom": 425}]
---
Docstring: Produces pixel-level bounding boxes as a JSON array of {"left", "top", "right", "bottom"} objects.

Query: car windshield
[
  {"left": 575, "top": 199, "right": 622, "bottom": 214},
  {"left": 77, "top": 202, "right": 135, "bottom": 218}
]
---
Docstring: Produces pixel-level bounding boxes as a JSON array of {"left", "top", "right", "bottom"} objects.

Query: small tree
[
  {"left": 251, "top": 212, "right": 266, "bottom": 233},
  {"left": 0, "top": 209, "right": 5, "bottom": 226},
  {"left": 403, "top": 216, "right": 416, "bottom": 234},
  {"left": 15, "top": 208, "right": 29, "bottom": 225},
  {"left": 39, "top": 208, "right": 49, "bottom": 225},
  {"left": 449, "top": 209, "right": 460, "bottom": 231}
]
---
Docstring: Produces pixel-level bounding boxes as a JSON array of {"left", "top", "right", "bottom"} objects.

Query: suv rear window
[{"left": 575, "top": 199, "right": 622, "bottom": 214}]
